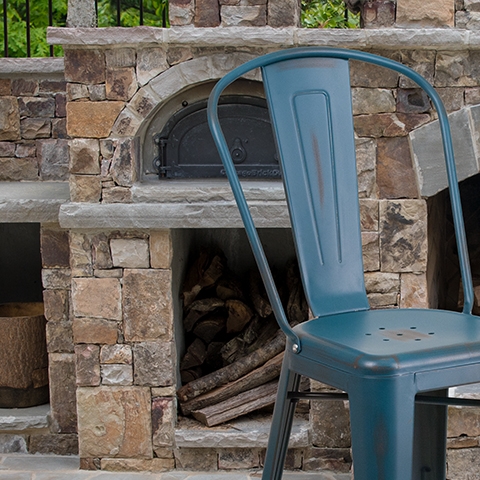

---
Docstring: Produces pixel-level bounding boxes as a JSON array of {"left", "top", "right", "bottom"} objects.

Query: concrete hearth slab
[{"left": 0, "top": 404, "right": 49, "bottom": 431}]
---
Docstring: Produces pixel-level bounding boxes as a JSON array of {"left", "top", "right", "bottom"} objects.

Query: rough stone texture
[
  {"left": 69, "top": 175, "right": 102, "bottom": 203},
  {"left": 128, "top": 86, "right": 159, "bottom": 120},
  {"left": 0, "top": 157, "right": 38, "bottom": 181},
  {"left": 0, "top": 97, "right": 20, "bottom": 141},
  {"left": 355, "top": 137, "right": 376, "bottom": 199},
  {"left": 377, "top": 136, "right": 418, "bottom": 199},
  {"left": 100, "top": 344, "right": 132, "bottom": 364},
  {"left": 21, "top": 118, "right": 51, "bottom": 139},
  {"left": 268, "top": 0, "right": 301, "bottom": 27},
  {"left": 40, "top": 227, "right": 70, "bottom": 268},
  {"left": 132, "top": 341, "right": 175, "bottom": 386},
  {"left": 72, "top": 317, "right": 118, "bottom": 344},
  {"left": 221, "top": 6, "right": 267, "bottom": 26},
  {"left": 380, "top": 200, "right": 428, "bottom": 273},
  {"left": 110, "top": 138, "right": 138, "bottom": 187},
  {"left": 110, "top": 238, "right": 150, "bottom": 268},
  {"left": 352, "top": 88, "right": 396, "bottom": 115},
  {"left": 174, "top": 447, "right": 218, "bottom": 470},
  {"left": 67, "top": 83, "right": 89, "bottom": 101},
  {"left": 72, "top": 277, "right": 122, "bottom": 320},
  {"left": 137, "top": 48, "right": 169, "bottom": 86},
  {"left": 152, "top": 397, "right": 175, "bottom": 448},
  {"left": 67, "top": 0, "right": 97, "bottom": 27},
  {"left": 100, "top": 457, "right": 175, "bottom": 472},
  {"left": 43, "top": 289, "right": 69, "bottom": 322},
  {"left": 303, "top": 447, "right": 352, "bottom": 473},
  {"left": 168, "top": 0, "right": 195, "bottom": 26},
  {"left": 69, "top": 138, "right": 100, "bottom": 174},
  {"left": 49, "top": 353, "right": 77, "bottom": 433},
  {"left": 354, "top": 113, "right": 430, "bottom": 138},
  {"left": 436, "top": 51, "right": 480, "bottom": 87},
  {"left": 42, "top": 268, "right": 71, "bottom": 290},
  {"left": 69, "top": 232, "right": 93, "bottom": 277},
  {"left": 0, "top": 141, "right": 15, "bottom": 156},
  {"left": 0, "top": 435, "right": 28, "bottom": 453},
  {"left": 64, "top": 49, "right": 105, "bottom": 84},
  {"left": 365, "top": 271, "right": 400, "bottom": 296},
  {"left": 447, "top": 448, "right": 480, "bottom": 480},
  {"left": 361, "top": 0, "right": 395, "bottom": 27},
  {"left": 67, "top": 101, "right": 124, "bottom": 138},
  {"left": 360, "top": 199, "right": 379, "bottom": 231},
  {"left": 448, "top": 406, "right": 480, "bottom": 437},
  {"left": 362, "top": 232, "right": 380, "bottom": 272},
  {"left": 37, "top": 139, "right": 70, "bottom": 181},
  {"left": 28, "top": 433, "right": 79, "bottom": 455},
  {"left": 77, "top": 386, "right": 152, "bottom": 458},
  {"left": 150, "top": 230, "right": 172, "bottom": 269},
  {"left": 400, "top": 272, "right": 428, "bottom": 307},
  {"left": 106, "top": 67, "right": 137, "bottom": 101},
  {"left": 92, "top": 233, "right": 113, "bottom": 269},
  {"left": 105, "top": 48, "right": 136, "bottom": 68},
  {"left": 396, "top": 89, "right": 431, "bottom": 114},
  {"left": 18, "top": 97, "right": 55, "bottom": 118},
  {"left": 102, "top": 186, "right": 133, "bottom": 203},
  {"left": 101, "top": 364, "right": 133, "bottom": 385},
  {"left": 123, "top": 269, "right": 173, "bottom": 342},
  {"left": 397, "top": 0, "right": 455, "bottom": 27},
  {"left": 46, "top": 321, "right": 74, "bottom": 353},
  {"left": 75, "top": 344, "right": 101, "bottom": 386},
  {"left": 350, "top": 58, "right": 399, "bottom": 88},
  {"left": 218, "top": 448, "right": 261, "bottom": 469},
  {"left": 195, "top": 0, "right": 220, "bottom": 26}
]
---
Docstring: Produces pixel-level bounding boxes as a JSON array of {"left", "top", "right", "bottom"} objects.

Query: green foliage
[
  {"left": 301, "top": 0, "right": 359, "bottom": 28},
  {"left": 0, "top": 0, "right": 67, "bottom": 57},
  {"left": 96, "top": 0, "right": 169, "bottom": 27}
]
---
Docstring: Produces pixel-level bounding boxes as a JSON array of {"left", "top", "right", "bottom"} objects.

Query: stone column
[{"left": 67, "top": 0, "right": 97, "bottom": 28}]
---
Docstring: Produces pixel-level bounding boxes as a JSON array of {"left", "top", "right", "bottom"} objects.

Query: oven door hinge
[{"left": 153, "top": 136, "right": 170, "bottom": 178}]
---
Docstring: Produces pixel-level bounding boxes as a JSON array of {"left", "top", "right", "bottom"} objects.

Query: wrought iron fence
[{"left": 1, "top": 0, "right": 168, "bottom": 58}]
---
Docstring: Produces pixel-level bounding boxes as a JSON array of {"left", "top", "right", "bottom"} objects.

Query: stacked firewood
[{"left": 177, "top": 247, "right": 308, "bottom": 427}]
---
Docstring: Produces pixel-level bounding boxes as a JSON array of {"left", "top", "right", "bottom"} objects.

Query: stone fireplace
[{"left": 1, "top": 0, "right": 480, "bottom": 477}]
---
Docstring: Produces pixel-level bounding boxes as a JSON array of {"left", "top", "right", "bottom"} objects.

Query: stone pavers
[{"left": 0, "top": 454, "right": 352, "bottom": 479}]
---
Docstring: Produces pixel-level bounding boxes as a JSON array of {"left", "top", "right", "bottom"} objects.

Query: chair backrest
[{"left": 208, "top": 47, "right": 473, "bottom": 351}]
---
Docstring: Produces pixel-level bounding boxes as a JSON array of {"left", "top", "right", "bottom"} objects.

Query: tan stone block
[
  {"left": 152, "top": 386, "right": 176, "bottom": 397},
  {"left": 110, "top": 238, "right": 149, "bottom": 268},
  {"left": 400, "top": 273, "right": 428, "bottom": 308},
  {"left": 150, "top": 230, "right": 172, "bottom": 269},
  {"left": 70, "top": 232, "right": 93, "bottom": 277},
  {"left": 110, "top": 137, "right": 138, "bottom": 187},
  {"left": 0, "top": 97, "right": 20, "bottom": 141},
  {"left": 0, "top": 78, "right": 11, "bottom": 95},
  {"left": 0, "top": 157, "right": 38, "bottom": 181},
  {"left": 354, "top": 113, "right": 430, "bottom": 138},
  {"left": 123, "top": 269, "right": 173, "bottom": 341},
  {"left": 102, "top": 186, "right": 133, "bottom": 203},
  {"left": 105, "top": 48, "right": 136, "bottom": 68},
  {"left": 362, "top": 232, "right": 380, "bottom": 272},
  {"left": 377, "top": 136, "right": 418, "bottom": 200},
  {"left": 100, "top": 344, "right": 132, "bottom": 364},
  {"left": 72, "top": 318, "right": 118, "bottom": 344},
  {"left": 75, "top": 344, "right": 100, "bottom": 386},
  {"left": 310, "top": 398, "right": 351, "bottom": 448},
  {"left": 364, "top": 271, "right": 400, "bottom": 295},
  {"left": 43, "top": 289, "right": 69, "bottom": 322},
  {"left": 72, "top": 277, "right": 122, "bottom": 320},
  {"left": 132, "top": 342, "right": 175, "bottom": 387},
  {"left": 70, "top": 175, "right": 102, "bottom": 203},
  {"left": 447, "top": 447, "right": 480, "bottom": 480},
  {"left": 360, "top": 199, "right": 379, "bottom": 231},
  {"left": 356, "top": 137, "right": 376, "bottom": 199},
  {"left": 152, "top": 397, "right": 175, "bottom": 448},
  {"left": 106, "top": 67, "right": 138, "bottom": 101},
  {"left": 218, "top": 448, "right": 261, "bottom": 469},
  {"left": 174, "top": 447, "right": 218, "bottom": 470},
  {"left": 47, "top": 321, "right": 74, "bottom": 353},
  {"left": 49, "top": 353, "right": 77, "bottom": 433},
  {"left": 352, "top": 88, "right": 395, "bottom": 115},
  {"left": 64, "top": 49, "right": 105, "bottom": 84},
  {"left": 42, "top": 268, "right": 71, "bottom": 290},
  {"left": 137, "top": 47, "right": 169, "bottom": 86},
  {"left": 77, "top": 386, "right": 152, "bottom": 458},
  {"left": 69, "top": 138, "right": 100, "bottom": 174},
  {"left": 303, "top": 447, "right": 352, "bottom": 473},
  {"left": 100, "top": 457, "right": 174, "bottom": 472},
  {"left": 397, "top": 0, "right": 454, "bottom": 27},
  {"left": 448, "top": 406, "right": 480, "bottom": 438},
  {"left": 92, "top": 233, "right": 113, "bottom": 270},
  {"left": 101, "top": 364, "right": 133, "bottom": 385},
  {"left": 380, "top": 200, "right": 428, "bottom": 273},
  {"left": 67, "top": 83, "right": 89, "bottom": 101},
  {"left": 67, "top": 101, "right": 124, "bottom": 138}
]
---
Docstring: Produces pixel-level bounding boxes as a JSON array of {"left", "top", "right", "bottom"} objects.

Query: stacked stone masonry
[{"left": 1, "top": 0, "right": 480, "bottom": 476}]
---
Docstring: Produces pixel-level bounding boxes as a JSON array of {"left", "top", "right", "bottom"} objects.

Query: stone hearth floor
[{"left": 0, "top": 455, "right": 352, "bottom": 479}]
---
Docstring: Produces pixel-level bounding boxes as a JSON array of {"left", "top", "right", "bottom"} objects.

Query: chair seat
[{"left": 295, "top": 309, "right": 480, "bottom": 377}]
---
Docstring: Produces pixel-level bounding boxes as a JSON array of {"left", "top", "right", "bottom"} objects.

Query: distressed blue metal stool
[{"left": 207, "top": 47, "right": 480, "bottom": 480}]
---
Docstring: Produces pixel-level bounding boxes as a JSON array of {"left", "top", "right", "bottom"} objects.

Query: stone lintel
[
  {"left": 47, "top": 26, "right": 480, "bottom": 51},
  {"left": 0, "top": 182, "right": 69, "bottom": 223}
]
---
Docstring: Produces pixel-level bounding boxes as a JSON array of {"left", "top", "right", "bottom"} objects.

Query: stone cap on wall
[
  {"left": 0, "top": 182, "right": 70, "bottom": 223},
  {"left": 47, "top": 26, "right": 480, "bottom": 51},
  {"left": 0, "top": 58, "right": 64, "bottom": 77}
]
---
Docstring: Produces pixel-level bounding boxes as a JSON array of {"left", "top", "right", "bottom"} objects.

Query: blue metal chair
[{"left": 207, "top": 47, "right": 480, "bottom": 480}]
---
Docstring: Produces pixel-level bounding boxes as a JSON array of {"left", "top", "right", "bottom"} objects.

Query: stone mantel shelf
[
  {"left": 47, "top": 26, "right": 480, "bottom": 51},
  {"left": 59, "top": 180, "right": 290, "bottom": 230},
  {"left": 0, "top": 182, "right": 70, "bottom": 223}
]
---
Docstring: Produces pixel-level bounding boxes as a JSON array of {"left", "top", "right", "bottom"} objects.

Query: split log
[
  {"left": 249, "top": 271, "right": 273, "bottom": 317},
  {"left": 216, "top": 275, "right": 245, "bottom": 301},
  {"left": 191, "top": 381, "right": 278, "bottom": 427},
  {"left": 179, "top": 338, "right": 207, "bottom": 371},
  {"left": 183, "top": 297, "right": 225, "bottom": 332},
  {"left": 286, "top": 259, "right": 309, "bottom": 326},
  {"left": 181, "top": 352, "right": 284, "bottom": 415},
  {"left": 177, "top": 329, "right": 286, "bottom": 403},
  {"left": 225, "top": 299, "right": 254, "bottom": 334},
  {"left": 181, "top": 367, "right": 203, "bottom": 384},
  {"left": 193, "top": 315, "right": 226, "bottom": 344}
]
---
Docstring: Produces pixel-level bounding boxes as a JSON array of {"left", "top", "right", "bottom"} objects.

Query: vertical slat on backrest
[{"left": 262, "top": 57, "right": 369, "bottom": 318}]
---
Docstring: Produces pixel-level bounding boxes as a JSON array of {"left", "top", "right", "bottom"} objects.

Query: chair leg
[
  {"left": 262, "top": 360, "right": 301, "bottom": 480},
  {"left": 412, "top": 390, "right": 448, "bottom": 480},
  {"left": 348, "top": 375, "right": 416, "bottom": 480}
]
